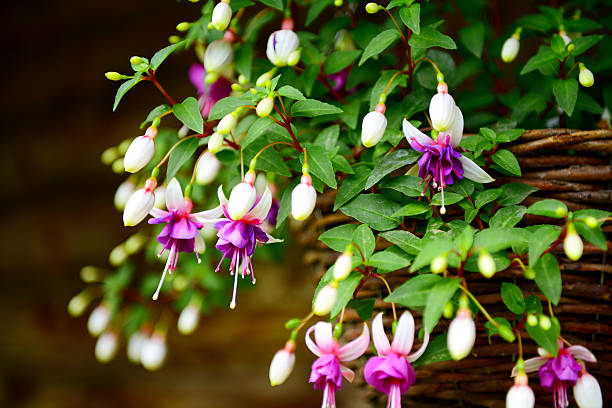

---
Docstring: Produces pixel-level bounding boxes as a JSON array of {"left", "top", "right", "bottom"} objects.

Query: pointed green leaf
[
  {"left": 150, "top": 40, "right": 185, "bottom": 70},
  {"left": 424, "top": 278, "right": 460, "bottom": 332},
  {"left": 359, "top": 29, "right": 400, "bottom": 66},
  {"left": 173, "top": 97, "right": 204, "bottom": 134},
  {"left": 552, "top": 78, "right": 578, "bottom": 116},
  {"left": 399, "top": 3, "right": 420, "bottom": 34},
  {"left": 534, "top": 253, "right": 562, "bottom": 305},
  {"left": 166, "top": 137, "right": 199, "bottom": 180},
  {"left": 291, "top": 99, "right": 343, "bottom": 117},
  {"left": 113, "top": 73, "right": 143, "bottom": 111},
  {"left": 408, "top": 26, "right": 456, "bottom": 50}
]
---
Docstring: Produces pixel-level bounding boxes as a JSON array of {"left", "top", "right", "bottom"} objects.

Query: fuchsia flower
[
  {"left": 189, "top": 63, "right": 232, "bottom": 118},
  {"left": 306, "top": 321, "right": 370, "bottom": 408},
  {"left": 364, "top": 312, "right": 430, "bottom": 408},
  {"left": 148, "top": 178, "right": 222, "bottom": 300},
  {"left": 513, "top": 341, "right": 597, "bottom": 408}
]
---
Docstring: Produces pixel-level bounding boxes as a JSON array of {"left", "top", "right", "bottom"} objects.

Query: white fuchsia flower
[
  {"left": 256, "top": 96, "right": 275, "bottom": 117},
  {"left": 123, "top": 178, "right": 157, "bottom": 226},
  {"left": 447, "top": 307, "right": 476, "bottom": 360},
  {"left": 361, "top": 104, "right": 387, "bottom": 147},
  {"left": 573, "top": 371, "right": 603, "bottom": 408},
  {"left": 177, "top": 303, "right": 200, "bottom": 335},
  {"left": 211, "top": 1, "right": 232, "bottom": 31},
  {"left": 88, "top": 303, "right": 111, "bottom": 336},
  {"left": 364, "top": 312, "right": 430, "bottom": 408},
  {"left": 95, "top": 331, "right": 119, "bottom": 363},
  {"left": 429, "top": 82, "right": 457, "bottom": 132},
  {"left": 564, "top": 223, "right": 583, "bottom": 261},
  {"left": 313, "top": 282, "right": 338, "bottom": 316},
  {"left": 291, "top": 174, "right": 317, "bottom": 221},
  {"left": 195, "top": 151, "right": 221, "bottom": 185},
  {"left": 267, "top": 20, "right": 300, "bottom": 67},
  {"left": 501, "top": 28, "right": 521, "bottom": 63},
  {"left": 140, "top": 332, "right": 167, "bottom": 371},
  {"left": 204, "top": 39, "right": 233, "bottom": 75},
  {"left": 269, "top": 340, "right": 296, "bottom": 386},
  {"left": 124, "top": 126, "right": 157, "bottom": 173},
  {"left": 306, "top": 321, "right": 370, "bottom": 408},
  {"left": 506, "top": 373, "right": 535, "bottom": 408}
]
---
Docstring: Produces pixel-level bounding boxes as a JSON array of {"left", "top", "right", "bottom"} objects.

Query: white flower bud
[
  {"left": 573, "top": 372, "right": 603, "bottom": 408},
  {"left": 208, "top": 132, "right": 224, "bottom": 153},
  {"left": 291, "top": 177, "right": 317, "bottom": 220},
  {"left": 430, "top": 254, "right": 448, "bottom": 274},
  {"left": 178, "top": 304, "right": 200, "bottom": 335},
  {"left": 123, "top": 188, "right": 155, "bottom": 226},
  {"left": 124, "top": 135, "right": 155, "bottom": 173},
  {"left": 204, "top": 39, "right": 233, "bottom": 73},
  {"left": 478, "top": 250, "right": 496, "bottom": 278},
  {"left": 564, "top": 226, "right": 583, "bottom": 261},
  {"left": 447, "top": 308, "right": 475, "bottom": 360},
  {"left": 95, "top": 331, "right": 119, "bottom": 363},
  {"left": 361, "top": 110, "right": 387, "bottom": 147},
  {"left": 269, "top": 341, "right": 296, "bottom": 386},
  {"left": 579, "top": 65, "right": 594, "bottom": 87},
  {"left": 256, "top": 96, "right": 275, "bottom": 117},
  {"left": 217, "top": 113, "right": 237, "bottom": 135},
  {"left": 313, "top": 282, "right": 338, "bottom": 316},
  {"left": 127, "top": 331, "right": 148, "bottom": 364},
  {"left": 267, "top": 30, "right": 300, "bottom": 66},
  {"left": 429, "top": 90, "right": 457, "bottom": 132},
  {"left": 228, "top": 180, "right": 257, "bottom": 220},
  {"left": 141, "top": 334, "right": 167, "bottom": 371},
  {"left": 560, "top": 31, "right": 572, "bottom": 45},
  {"left": 195, "top": 151, "right": 221, "bottom": 185},
  {"left": 333, "top": 253, "right": 353, "bottom": 281},
  {"left": 211, "top": 1, "right": 232, "bottom": 31},
  {"left": 506, "top": 374, "right": 535, "bottom": 408},
  {"left": 88, "top": 304, "right": 111, "bottom": 336},
  {"left": 256, "top": 71, "right": 273, "bottom": 88},
  {"left": 114, "top": 178, "right": 136, "bottom": 211},
  {"left": 501, "top": 37, "right": 520, "bottom": 63},
  {"left": 287, "top": 49, "right": 301, "bottom": 66},
  {"left": 109, "top": 244, "right": 128, "bottom": 266},
  {"left": 68, "top": 293, "right": 89, "bottom": 317}
]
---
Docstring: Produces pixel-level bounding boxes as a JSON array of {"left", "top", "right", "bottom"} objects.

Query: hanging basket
[{"left": 298, "top": 128, "right": 612, "bottom": 408}]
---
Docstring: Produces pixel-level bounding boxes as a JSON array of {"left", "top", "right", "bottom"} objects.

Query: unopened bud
[
  {"left": 573, "top": 372, "right": 603, "bottom": 408},
  {"left": 217, "top": 112, "right": 237, "bottom": 135},
  {"left": 87, "top": 304, "right": 111, "bottom": 336},
  {"left": 178, "top": 304, "right": 200, "bottom": 335},
  {"left": 256, "top": 72, "right": 273, "bottom": 88},
  {"left": 269, "top": 340, "right": 296, "bottom": 386},
  {"left": 478, "top": 250, "right": 496, "bottom": 278},
  {"left": 130, "top": 56, "right": 143, "bottom": 65},
  {"left": 584, "top": 216, "right": 598, "bottom": 228},
  {"left": 430, "top": 254, "right": 447, "bottom": 274},
  {"left": 168, "top": 35, "right": 181, "bottom": 44},
  {"left": 506, "top": 373, "right": 535, "bottom": 408},
  {"left": 212, "top": 2, "right": 232, "bottom": 31},
  {"left": 365, "top": 3, "right": 380, "bottom": 13},
  {"left": 109, "top": 244, "right": 128, "bottom": 266},
  {"left": 125, "top": 233, "right": 147, "bottom": 254},
  {"left": 101, "top": 146, "right": 119, "bottom": 164},
  {"left": 105, "top": 71, "right": 122, "bottom": 81},
  {"left": 208, "top": 132, "right": 224, "bottom": 153},
  {"left": 141, "top": 333, "right": 167, "bottom": 371},
  {"left": 447, "top": 308, "right": 475, "bottom": 360},
  {"left": 114, "top": 178, "right": 136, "bottom": 211},
  {"left": 361, "top": 109, "right": 387, "bottom": 147},
  {"left": 231, "top": 83, "right": 243, "bottom": 92},
  {"left": 68, "top": 292, "right": 90, "bottom": 317},
  {"left": 579, "top": 64, "right": 594, "bottom": 87},
  {"left": 555, "top": 205, "right": 567, "bottom": 217},
  {"left": 291, "top": 175, "right": 317, "bottom": 221},
  {"left": 313, "top": 282, "right": 338, "bottom": 316},
  {"left": 195, "top": 151, "right": 221, "bottom": 185},
  {"left": 123, "top": 186, "right": 156, "bottom": 226},
  {"left": 501, "top": 36, "right": 520, "bottom": 63},
  {"left": 334, "top": 0, "right": 343, "bottom": 6},
  {"left": 539, "top": 314, "right": 551, "bottom": 330},
  {"left": 525, "top": 267, "right": 536, "bottom": 280},
  {"left": 124, "top": 128, "right": 157, "bottom": 173},
  {"left": 176, "top": 22, "right": 191, "bottom": 32},
  {"left": 333, "top": 251, "right": 353, "bottom": 281},
  {"left": 498, "top": 324, "right": 516, "bottom": 342},
  {"left": 442, "top": 301, "right": 454, "bottom": 319},
  {"left": 111, "top": 158, "right": 124, "bottom": 173},
  {"left": 127, "top": 331, "right": 148, "bottom": 364},
  {"left": 564, "top": 224, "right": 583, "bottom": 261},
  {"left": 527, "top": 314, "right": 538, "bottom": 327},
  {"left": 256, "top": 96, "right": 275, "bottom": 117},
  {"left": 95, "top": 331, "right": 119, "bottom": 363}
]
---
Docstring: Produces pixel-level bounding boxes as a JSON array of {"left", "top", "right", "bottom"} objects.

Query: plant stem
[
  {"left": 148, "top": 71, "right": 176, "bottom": 105},
  {"left": 382, "top": 8, "right": 410, "bottom": 50},
  {"left": 377, "top": 274, "right": 397, "bottom": 321},
  {"left": 459, "top": 285, "right": 499, "bottom": 327},
  {"left": 154, "top": 135, "right": 198, "bottom": 169}
]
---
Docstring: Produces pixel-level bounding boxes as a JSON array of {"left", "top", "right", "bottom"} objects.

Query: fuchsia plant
[{"left": 74, "top": 0, "right": 612, "bottom": 406}]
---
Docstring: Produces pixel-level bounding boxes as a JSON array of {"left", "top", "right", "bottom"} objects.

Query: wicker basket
[{"left": 298, "top": 128, "right": 612, "bottom": 408}]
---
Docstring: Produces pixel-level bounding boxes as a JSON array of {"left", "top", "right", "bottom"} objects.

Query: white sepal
[
  {"left": 573, "top": 373, "right": 603, "bottom": 408},
  {"left": 195, "top": 151, "right": 221, "bottom": 185},
  {"left": 291, "top": 182, "right": 317, "bottom": 220},
  {"left": 447, "top": 308, "right": 476, "bottom": 360},
  {"left": 269, "top": 347, "right": 296, "bottom": 386},
  {"left": 458, "top": 155, "right": 495, "bottom": 183},
  {"left": 448, "top": 107, "right": 464, "bottom": 148},
  {"left": 123, "top": 188, "right": 155, "bottom": 226},
  {"left": 361, "top": 111, "right": 387, "bottom": 147},
  {"left": 429, "top": 91, "right": 456, "bottom": 132},
  {"left": 211, "top": 2, "right": 232, "bottom": 31},
  {"left": 124, "top": 136, "right": 155, "bottom": 173},
  {"left": 227, "top": 182, "right": 257, "bottom": 220}
]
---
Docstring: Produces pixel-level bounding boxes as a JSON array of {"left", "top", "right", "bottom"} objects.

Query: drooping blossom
[
  {"left": 267, "top": 19, "right": 300, "bottom": 67},
  {"left": 211, "top": 1, "right": 232, "bottom": 31},
  {"left": 306, "top": 321, "right": 370, "bottom": 408},
  {"left": 403, "top": 101, "right": 494, "bottom": 213},
  {"left": 364, "top": 312, "right": 429, "bottom": 408},
  {"left": 189, "top": 63, "right": 232, "bottom": 118},
  {"left": 362, "top": 104, "right": 387, "bottom": 148},
  {"left": 573, "top": 371, "right": 603, "bottom": 408},
  {"left": 148, "top": 178, "right": 222, "bottom": 300},
  {"left": 506, "top": 372, "right": 535, "bottom": 408},
  {"left": 513, "top": 341, "right": 597, "bottom": 408},
  {"left": 447, "top": 307, "right": 476, "bottom": 360}
]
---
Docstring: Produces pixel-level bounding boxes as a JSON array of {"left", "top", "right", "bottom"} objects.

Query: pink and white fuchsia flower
[
  {"left": 267, "top": 19, "right": 300, "bottom": 67},
  {"left": 364, "top": 312, "right": 430, "bottom": 408},
  {"left": 506, "top": 373, "right": 535, "bottom": 408},
  {"left": 306, "top": 321, "right": 370, "bottom": 408}
]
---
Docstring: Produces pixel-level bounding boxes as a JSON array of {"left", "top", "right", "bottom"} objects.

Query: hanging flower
[
  {"left": 364, "top": 312, "right": 430, "bottom": 408},
  {"left": 506, "top": 373, "right": 535, "bottom": 408},
  {"left": 267, "top": 19, "right": 300, "bottom": 67},
  {"left": 573, "top": 371, "right": 603, "bottom": 408},
  {"left": 189, "top": 63, "right": 232, "bottom": 118},
  {"left": 148, "top": 178, "right": 223, "bottom": 300},
  {"left": 403, "top": 106, "right": 494, "bottom": 213},
  {"left": 204, "top": 39, "right": 234, "bottom": 79},
  {"left": 513, "top": 341, "right": 597, "bottom": 408},
  {"left": 306, "top": 321, "right": 370, "bottom": 408}
]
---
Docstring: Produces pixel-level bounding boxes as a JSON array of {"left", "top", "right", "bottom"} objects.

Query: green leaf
[
  {"left": 276, "top": 178, "right": 298, "bottom": 227},
  {"left": 140, "top": 104, "right": 171, "bottom": 129},
  {"left": 431, "top": 192, "right": 464, "bottom": 206},
  {"left": 497, "top": 183, "right": 538, "bottom": 206},
  {"left": 243, "top": 117, "right": 275, "bottom": 148},
  {"left": 332, "top": 155, "right": 354, "bottom": 174},
  {"left": 459, "top": 22, "right": 485, "bottom": 57},
  {"left": 234, "top": 44, "right": 254, "bottom": 79},
  {"left": 399, "top": 3, "right": 420, "bottom": 34},
  {"left": 501, "top": 282, "right": 525, "bottom": 314},
  {"left": 368, "top": 247, "right": 412, "bottom": 272},
  {"left": 474, "top": 189, "right": 503, "bottom": 209},
  {"left": 408, "top": 26, "right": 457, "bottom": 50},
  {"left": 521, "top": 46, "right": 557, "bottom": 75},
  {"left": 248, "top": 143, "right": 291, "bottom": 176},
  {"left": 277, "top": 85, "right": 305, "bottom": 101},
  {"left": 526, "top": 199, "right": 567, "bottom": 218},
  {"left": 490, "top": 206, "right": 526, "bottom": 228},
  {"left": 526, "top": 316, "right": 560, "bottom": 356},
  {"left": 113, "top": 73, "right": 143, "bottom": 111},
  {"left": 340, "top": 194, "right": 401, "bottom": 231},
  {"left": 291, "top": 99, "right": 343, "bottom": 117},
  {"left": 574, "top": 209, "right": 610, "bottom": 250},
  {"left": 300, "top": 145, "right": 336, "bottom": 188},
  {"left": 365, "top": 150, "right": 420, "bottom": 189},
  {"left": 552, "top": 78, "right": 578, "bottom": 116},
  {"left": 380, "top": 230, "right": 421, "bottom": 256},
  {"left": 347, "top": 299, "right": 375, "bottom": 321},
  {"left": 474, "top": 228, "right": 528, "bottom": 254},
  {"left": 334, "top": 164, "right": 372, "bottom": 210},
  {"left": 455, "top": 225, "right": 475, "bottom": 258},
  {"left": 172, "top": 97, "right": 203, "bottom": 134},
  {"left": 331, "top": 272, "right": 362, "bottom": 319},
  {"left": 353, "top": 224, "right": 375, "bottom": 259},
  {"left": 551, "top": 34, "right": 566, "bottom": 57},
  {"left": 381, "top": 175, "right": 423, "bottom": 197},
  {"left": 150, "top": 40, "right": 185, "bottom": 70},
  {"left": 208, "top": 95, "right": 255, "bottom": 120},
  {"left": 314, "top": 125, "right": 340, "bottom": 151},
  {"left": 534, "top": 253, "right": 562, "bottom": 305},
  {"left": 359, "top": 29, "right": 400, "bottom": 66},
  {"left": 424, "top": 278, "right": 460, "bottom": 332},
  {"left": 410, "top": 238, "right": 455, "bottom": 272},
  {"left": 571, "top": 35, "right": 603, "bottom": 56},
  {"left": 496, "top": 129, "right": 524, "bottom": 143},
  {"left": 412, "top": 334, "right": 451, "bottom": 367},
  {"left": 257, "top": 0, "right": 283, "bottom": 11},
  {"left": 528, "top": 225, "right": 561, "bottom": 267},
  {"left": 386, "top": 274, "right": 441, "bottom": 307},
  {"left": 166, "top": 137, "right": 199, "bottom": 181},
  {"left": 525, "top": 295, "right": 543, "bottom": 315},
  {"left": 492, "top": 149, "right": 521, "bottom": 176},
  {"left": 392, "top": 199, "right": 430, "bottom": 217},
  {"left": 319, "top": 224, "right": 358, "bottom": 252},
  {"left": 324, "top": 50, "right": 362, "bottom": 74}
]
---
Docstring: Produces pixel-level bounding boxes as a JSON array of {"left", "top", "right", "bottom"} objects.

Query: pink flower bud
[
  {"left": 141, "top": 333, "right": 167, "bottom": 371},
  {"left": 429, "top": 90, "right": 457, "bottom": 132},
  {"left": 195, "top": 151, "right": 221, "bottom": 185},
  {"left": 447, "top": 308, "right": 475, "bottom": 360},
  {"left": 506, "top": 374, "right": 535, "bottom": 408},
  {"left": 269, "top": 341, "right": 296, "bottom": 386},
  {"left": 574, "top": 372, "right": 602, "bottom": 408},
  {"left": 123, "top": 185, "right": 155, "bottom": 226},
  {"left": 211, "top": 1, "right": 232, "bottom": 31},
  {"left": 124, "top": 127, "right": 157, "bottom": 173},
  {"left": 228, "top": 177, "right": 257, "bottom": 220},
  {"left": 87, "top": 304, "right": 111, "bottom": 336},
  {"left": 95, "top": 331, "right": 119, "bottom": 363},
  {"left": 291, "top": 175, "right": 317, "bottom": 220},
  {"left": 361, "top": 109, "right": 387, "bottom": 147}
]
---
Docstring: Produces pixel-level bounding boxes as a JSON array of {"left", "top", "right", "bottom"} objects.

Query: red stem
[{"left": 148, "top": 72, "right": 175, "bottom": 105}]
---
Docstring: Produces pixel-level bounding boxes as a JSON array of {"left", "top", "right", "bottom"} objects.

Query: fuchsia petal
[
  {"left": 447, "top": 106, "right": 464, "bottom": 148},
  {"left": 512, "top": 356, "right": 548, "bottom": 376},
  {"left": 217, "top": 185, "right": 229, "bottom": 206},
  {"left": 372, "top": 313, "right": 391, "bottom": 356},
  {"left": 458, "top": 155, "right": 494, "bottom": 183},
  {"left": 244, "top": 188, "right": 272, "bottom": 223},
  {"left": 149, "top": 208, "right": 169, "bottom": 218},
  {"left": 305, "top": 325, "right": 322, "bottom": 357},
  {"left": 340, "top": 365, "right": 355, "bottom": 383},
  {"left": 407, "top": 330, "right": 430, "bottom": 362},
  {"left": 166, "top": 179, "right": 187, "bottom": 212},
  {"left": 192, "top": 206, "right": 224, "bottom": 223},
  {"left": 337, "top": 323, "right": 370, "bottom": 362},
  {"left": 189, "top": 63, "right": 206, "bottom": 95},
  {"left": 391, "top": 311, "right": 415, "bottom": 355},
  {"left": 315, "top": 322, "right": 335, "bottom": 354},
  {"left": 403, "top": 118, "right": 433, "bottom": 146},
  {"left": 567, "top": 345, "right": 597, "bottom": 363}
]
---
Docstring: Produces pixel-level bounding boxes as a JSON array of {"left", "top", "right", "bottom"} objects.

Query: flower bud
[
  {"left": 583, "top": 216, "right": 597, "bottom": 228},
  {"left": 478, "top": 250, "right": 496, "bottom": 278},
  {"left": 497, "top": 324, "right": 516, "bottom": 343},
  {"left": 256, "top": 96, "right": 275, "bottom": 117},
  {"left": 68, "top": 292, "right": 90, "bottom": 317},
  {"left": 177, "top": 304, "right": 200, "bottom": 335},
  {"left": 153, "top": 185, "right": 166, "bottom": 209},
  {"left": 95, "top": 331, "right": 119, "bottom": 363},
  {"left": 217, "top": 112, "right": 237, "bottom": 135},
  {"left": 228, "top": 178, "right": 257, "bottom": 220},
  {"left": 208, "top": 132, "right": 224, "bottom": 153},
  {"left": 564, "top": 224, "right": 583, "bottom": 261},
  {"left": 168, "top": 35, "right": 181, "bottom": 44},
  {"left": 365, "top": 2, "right": 380, "bottom": 13},
  {"left": 287, "top": 49, "right": 301, "bottom": 66},
  {"left": 333, "top": 251, "right": 353, "bottom": 281},
  {"left": 87, "top": 304, "right": 111, "bottom": 336},
  {"left": 579, "top": 64, "right": 594, "bottom": 87},
  {"left": 105, "top": 71, "right": 122, "bottom": 81},
  {"left": 442, "top": 301, "right": 454, "bottom": 319},
  {"left": 501, "top": 36, "right": 520, "bottom": 63},
  {"left": 334, "top": 0, "right": 343, "bottom": 6},
  {"left": 101, "top": 146, "right": 119, "bottom": 164},
  {"left": 212, "top": 1, "right": 232, "bottom": 31},
  {"left": 109, "top": 244, "right": 128, "bottom": 266},
  {"left": 176, "top": 22, "right": 191, "bottom": 32},
  {"left": 539, "top": 314, "right": 551, "bottom": 330},
  {"left": 81, "top": 266, "right": 101, "bottom": 282},
  {"left": 124, "top": 127, "right": 157, "bottom": 173},
  {"left": 256, "top": 71, "right": 273, "bottom": 88},
  {"left": 506, "top": 374, "right": 535, "bottom": 408},
  {"left": 291, "top": 175, "right": 317, "bottom": 220},
  {"left": 267, "top": 30, "right": 300, "bottom": 67},
  {"left": 195, "top": 151, "right": 221, "bottom": 185},
  {"left": 130, "top": 56, "right": 143, "bottom": 65},
  {"left": 430, "top": 254, "right": 447, "bottom": 274},
  {"left": 141, "top": 333, "right": 167, "bottom": 371},
  {"left": 124, "top": 233, "right": 147, "bottom": 254},
  {"left": 204, "top": 39, "right": 233, "bottom": 74},
  {"left": 525, "top": 268, "right": 535, "bottom": 280},
  {"left": 527, "top": 314, "right": 538, "bottom": 326},
  {"left": 123, "top": 184, "right": 156, "bottom": 226},
  {"left": 447, "top": 307, "right": 475, "bottom": 360},
  {"left": 127, "top": 331, "right": 148, "bottom": 364},
  {"left": 429, "top": 87, "right": 457, "bottom": 132},
  {"left": 573, "top": 372, "right": 603, "bottom": 408},
  {"left": 313, "top": 282, "right": 338, "bottom": 316},
  {"left": 560, "top": 30, "right": 572, "bottom": 45},
  {"left": 269, "top": 340, "right": 296, "bottom": 386},
  {"left": 112, "top": 158, "right": 124, "bottom": 174},
  {"left": 361, "top": 109, "right": 387, "bottom": 147},
  {"left": 114, "top": 178, "right": 136, "bottom": 211}
]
